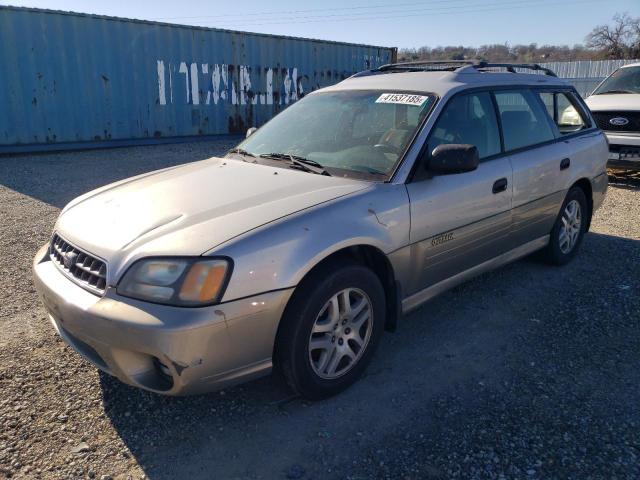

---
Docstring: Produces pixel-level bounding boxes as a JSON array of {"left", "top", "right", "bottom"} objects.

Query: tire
[
  {"left": 275, "top": 261, "right": 386, "bottom": 400},
  {"left": 542, "top": 186, "right": 589, "bottom": 265}
]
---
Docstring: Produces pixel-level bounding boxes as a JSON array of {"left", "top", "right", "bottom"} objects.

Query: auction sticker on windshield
[{"left": 375, "top": 93, "right": 429, "bottom": 106}]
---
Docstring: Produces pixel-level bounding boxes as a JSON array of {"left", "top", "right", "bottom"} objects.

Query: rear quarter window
[{"left": 538, "top": 91, "right": 589, "bottom": 135}]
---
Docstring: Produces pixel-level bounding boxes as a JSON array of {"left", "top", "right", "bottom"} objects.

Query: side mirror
[
  {"left": 246, "top": 127, "right": 257, "bottom": 138},
  {"left": 427, "top": 144, "right": 479, "bottom": 175}
]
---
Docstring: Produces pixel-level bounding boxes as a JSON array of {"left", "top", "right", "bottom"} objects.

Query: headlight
[{"left": 117, "top": 257, "right": 232, "bottom": 306}]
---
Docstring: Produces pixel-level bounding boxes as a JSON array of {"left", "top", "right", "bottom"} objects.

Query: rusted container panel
[{"left": 0, "top": 6, "right": 396, "bottom": 153}]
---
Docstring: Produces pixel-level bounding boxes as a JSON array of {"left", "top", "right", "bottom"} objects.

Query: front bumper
[
  {"left": 603, "top": 132, "right": 640, "bottom": 170},
  {"left": 33, "top": 244, "right": 293, "bottom": 395}
]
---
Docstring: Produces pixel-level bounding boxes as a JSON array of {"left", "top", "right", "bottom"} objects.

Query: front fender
[{"left": 210, "top": 183, "right": 411, "bottom": 303}]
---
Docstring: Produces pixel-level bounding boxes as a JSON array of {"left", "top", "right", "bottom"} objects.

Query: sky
[{"left": 2, "top": 0, "right": 639, "bottom": 49}]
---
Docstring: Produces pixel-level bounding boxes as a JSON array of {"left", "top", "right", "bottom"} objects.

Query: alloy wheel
[
  {"left": 308, "top": 288, "right": 373, "bottom": 379},
  {"left": 559, "top": 199, "right": 582, "bottom": 254}
]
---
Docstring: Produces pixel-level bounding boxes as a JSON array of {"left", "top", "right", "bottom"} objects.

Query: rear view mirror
[
  {"left": 246, "top": 127, "right": 257, "bottom": 138},
  {"left": 428, "top": 144, "right": 479, "bottom": 174}
]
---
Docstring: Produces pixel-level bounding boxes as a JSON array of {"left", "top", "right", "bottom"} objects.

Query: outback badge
[{"left": 431, "top": 231, "right": 454, "bottom": 247}]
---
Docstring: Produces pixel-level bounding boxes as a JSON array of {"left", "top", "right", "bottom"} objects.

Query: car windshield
[
  {"left": 229, "top": 90, "right": 435, "bottom": 180},
  {"left": 593, "top": 66, "right": 640, "bottom": 95}
]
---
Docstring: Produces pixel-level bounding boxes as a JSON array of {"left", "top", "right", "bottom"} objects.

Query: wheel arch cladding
[
  {"left": 572, "top": 178, "right": 593, "bottom": 231},
  {"left": 277, "top": 244, "right": 400, "bottom": 349}
]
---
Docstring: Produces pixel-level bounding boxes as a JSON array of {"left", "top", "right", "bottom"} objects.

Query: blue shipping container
[{"left": 0, "top": 6, "right": 396, "bottom": 153}]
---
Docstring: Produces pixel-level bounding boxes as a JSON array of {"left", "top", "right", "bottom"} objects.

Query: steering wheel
[{"left": 373, "top": 143, "right": 400, "bottom": 154}]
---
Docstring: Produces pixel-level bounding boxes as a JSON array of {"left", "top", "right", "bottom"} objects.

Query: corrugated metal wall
[
  {"left": 539, "top": 59, "right": 640, "bottom": 98},
  {"left": 0, "top": 6, "right": 396, "bottom": 153}
]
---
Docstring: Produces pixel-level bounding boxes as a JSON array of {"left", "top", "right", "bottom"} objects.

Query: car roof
[
  {"left": 321, "top": 69, "right": 570, "bottom": 97},
  {"left": 621, "top": 62, "right": 640, "bottom": 69}
]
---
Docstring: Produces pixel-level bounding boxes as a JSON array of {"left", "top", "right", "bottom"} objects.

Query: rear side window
[
  {"left": 538, "top": 92, "right": 587, "bottom": 135},
  {"left": 427, "top": 92, "right": 501, "bottom": 159},
  {"left": 494, "top": 90, "right": 555, "bottom": 151}
]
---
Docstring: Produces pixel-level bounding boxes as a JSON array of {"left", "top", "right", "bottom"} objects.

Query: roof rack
[
  {"left": 474, "top": 62, "right": 557, "bottom": 77},
  {"left": 380, "top": 60, "right": 476, "bottom": 71},
  {"left": 352, "top": 60, "right": 557, "bottom": 77}
]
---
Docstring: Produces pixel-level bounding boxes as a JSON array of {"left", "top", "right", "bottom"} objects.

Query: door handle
[
  {"left": 492, "top": 178, "right": 508, "bottom": 194},
  {"left": 560, "top": 158, "right": 571, "bottom": 170}
]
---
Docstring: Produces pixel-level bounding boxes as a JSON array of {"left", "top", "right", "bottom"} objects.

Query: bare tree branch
[{"left": 585, "top": 12, "right": 636, "bottom": 59}]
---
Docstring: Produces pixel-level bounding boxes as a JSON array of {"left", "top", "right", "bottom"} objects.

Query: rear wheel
[
  {"left": 542, "top": 186, "right": 588, "bottom": 265},
  {"left": 275, "top": 263, "right": 385, "bottom": 399}
]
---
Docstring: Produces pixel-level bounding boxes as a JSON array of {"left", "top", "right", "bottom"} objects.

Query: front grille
[
  {"left": 610, "top": 145, "right": 640, "bottom": 160},
  {"left": 49, "top": 234, "right": 107, "bottom": 294},
  {"left": 591, "top": 111, "right": 640, "bottom": 133}
]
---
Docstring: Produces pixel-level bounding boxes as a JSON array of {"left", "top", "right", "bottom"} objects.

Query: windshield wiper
[
  {"left": 259, "top": 153, "right": 331, "bottom": 176},
  {"left": 355, "top": 166, "right": 387, "bottom": 176},
  {"left": 596, "top": 89, "right": 637, "bottom": 95},
  {"left": 227, "top": 147, "right": 256, "bottom": 158}
]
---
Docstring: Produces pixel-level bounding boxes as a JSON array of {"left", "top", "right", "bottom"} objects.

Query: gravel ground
[{"left": 1, "top": 142, "right": 639, "bottom": 480}]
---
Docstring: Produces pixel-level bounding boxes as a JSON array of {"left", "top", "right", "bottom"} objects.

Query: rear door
[
  {"left": 404, "top": 91, "right": 512, "bottom": 296},
  {"left": 493, "top": 89, "right": 568, "bottom": 248}
]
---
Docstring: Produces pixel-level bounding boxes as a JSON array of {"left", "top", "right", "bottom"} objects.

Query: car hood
[
  {"left": 585, "top": 93, "right": 640, "bottom": 111},
  {"left": 55, "top": 157, "right": 368, "bottom": 280}
]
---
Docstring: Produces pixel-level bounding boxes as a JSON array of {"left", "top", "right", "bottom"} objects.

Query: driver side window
[{"left": 427, "top": 92, "right": 501, "bottom": 160}]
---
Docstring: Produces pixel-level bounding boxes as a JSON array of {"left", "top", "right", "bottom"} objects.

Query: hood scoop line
[{"left": 120, "top": 213, "right": 185, "bottom": 250}]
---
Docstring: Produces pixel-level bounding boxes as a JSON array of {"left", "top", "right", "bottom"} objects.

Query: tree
[
  {"left": 397, "top": 43, "right": 599, "bottom": 63},
  {"left": 397, "top": 13, "right": 640, "bottom": 63},
  {"left": 585, "top": 13, "right": 640, "bottom": 59},
  {"left": 631, "top": 16, "right": 640, "bottom": 57}
]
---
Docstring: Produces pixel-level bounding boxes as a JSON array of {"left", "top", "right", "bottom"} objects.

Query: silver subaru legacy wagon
[{"left": 33, "top": 61, "right": 608, "bottom": 399}]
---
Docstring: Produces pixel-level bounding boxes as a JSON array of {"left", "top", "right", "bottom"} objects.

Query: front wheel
[
  {"left": 542, "top": 186, "right": 589, "bottom": 265},
  {"left": 275, "top": 263, "right": 385, "bottom": 399}
]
